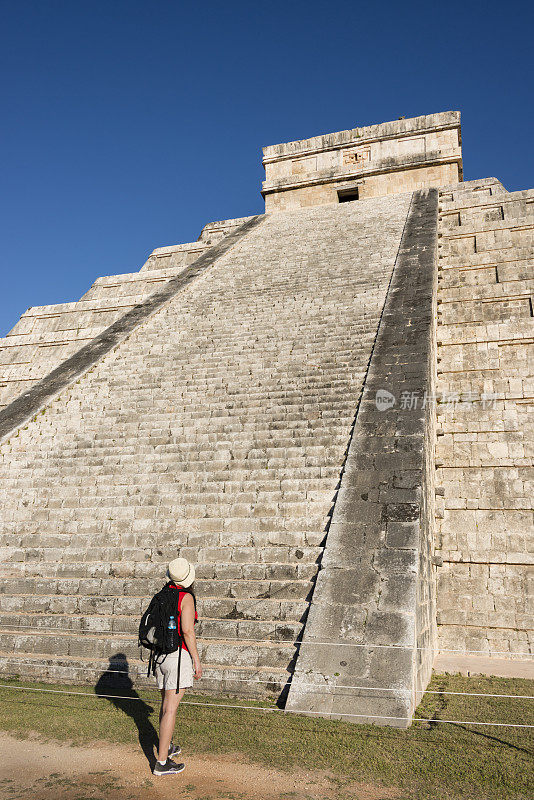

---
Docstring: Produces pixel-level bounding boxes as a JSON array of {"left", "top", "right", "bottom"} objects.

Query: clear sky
[{"left": 1, "top": 0, "right": 532, "bottom": 336}]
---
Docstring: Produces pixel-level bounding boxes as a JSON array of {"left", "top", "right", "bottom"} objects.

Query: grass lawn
[{"left": 0, "top": 672, "right": 532, "bottom": 800}]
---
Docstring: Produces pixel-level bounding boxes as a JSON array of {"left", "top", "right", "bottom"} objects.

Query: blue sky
[{"left": 1, "top": 0, "right": 532, "bottom": 336}]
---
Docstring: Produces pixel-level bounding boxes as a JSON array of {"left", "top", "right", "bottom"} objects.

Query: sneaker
[
  {"left": 168, "top": 742, "right": 182, "bottom": 759},
  {"left": 153, "top": 758, "right": 185, "bottom": 776}
]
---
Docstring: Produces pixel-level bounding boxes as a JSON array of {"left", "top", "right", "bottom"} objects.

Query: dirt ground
[{"left": 0, "top": 732, "right": 402, "bottom": 800}]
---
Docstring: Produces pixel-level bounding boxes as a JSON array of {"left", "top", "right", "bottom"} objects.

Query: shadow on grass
[
  {"left": 422, "top": 680, "right": 533, "bottom": 756},
  {"left": 449, "top": 724, "right": 534, "bottom": 756},
  {"left": 95, "top": 653, "right": 157, "bottom": 771}
]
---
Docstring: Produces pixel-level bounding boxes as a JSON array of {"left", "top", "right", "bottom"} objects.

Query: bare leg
[{"left": 158, "top": 688, "right": 186, "bottom": 762}]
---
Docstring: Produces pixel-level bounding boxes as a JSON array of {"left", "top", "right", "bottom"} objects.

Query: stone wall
[{"left": 434, "top": 179, "right": 534, "bottom": 669}]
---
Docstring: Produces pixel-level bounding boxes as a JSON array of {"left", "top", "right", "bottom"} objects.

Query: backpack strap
[
  {"left": 176, "top": 640, "right": 182, "bottom": 695},
  {"left": 168, "top": 585, "right": 194, "bottom": 695}
]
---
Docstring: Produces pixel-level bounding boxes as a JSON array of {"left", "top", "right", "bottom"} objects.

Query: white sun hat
[{"left": 167, "top": 557, "right": 195, "bottom": 588}]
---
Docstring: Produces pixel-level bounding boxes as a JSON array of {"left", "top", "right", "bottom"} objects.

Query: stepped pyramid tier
[
  {"left": 433, "top": 179, "right": 534, "bottom": 674},
  {"left": 0, "top": 111, "right": 532, "bottom": 727},
  {"left": 0, "top": 216, "right": 253, "bottom": 411}
]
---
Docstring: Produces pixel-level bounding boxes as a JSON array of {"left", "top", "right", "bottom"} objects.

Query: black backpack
[{"left": 138, "top": 582, "right": 196, "bottom": 686}]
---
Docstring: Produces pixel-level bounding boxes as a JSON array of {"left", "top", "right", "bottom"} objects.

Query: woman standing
[{"left": 153, "top": 557, "right": 202, "bottom": 776}]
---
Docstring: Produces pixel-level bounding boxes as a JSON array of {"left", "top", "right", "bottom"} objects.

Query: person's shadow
[{"left": 95, "top": 653, "right": 158, "bottom": 770}]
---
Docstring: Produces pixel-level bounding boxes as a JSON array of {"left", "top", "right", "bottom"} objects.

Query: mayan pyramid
[{"left": 0, "top": 111, "right": 532, "bottom": 727}]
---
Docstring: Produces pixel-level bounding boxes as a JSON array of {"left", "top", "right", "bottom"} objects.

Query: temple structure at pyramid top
[{"left": 262, "top": 111, "right": 462, "bottom": 210}]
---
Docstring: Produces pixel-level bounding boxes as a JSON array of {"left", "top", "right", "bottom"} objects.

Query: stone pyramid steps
[
  {"left": 0, "top": 484, "right": 332, "bottom": 516},
  {"left": 0, "top": 560, "right": 319, "bottom": 581},
  {"left": 0, "top": 651, "right": 291, "bottom": 696},
  {"left": 0, "top": 530, "right": 323, "bottom": 555},
  {"left": 77, "top": 266, "right": 190, "bottom": 303},
  {"left": 4, "top": 462, "right": 342, "bottom": 478},
  {"left": 0, "top": 576, "right": 315, "bottom": 600},
  {"left": 0, "top": 559, "right": 313, "bottom": 685},
  {"left": 18, "top": 429, "right": 351, "bottom": 448},
  {"left": 1, "top": 500, "right": 331, "bottom": 522},
  {"left": 6, "top": 443, "right": 349, "bottom": 464},
  {"left": 0, "top": 528, "right": 326, "bottom": 549},
  {"left": 0, "top": 645, "right": 298, "bottom": 698},
  {"left": 0, "top": 609, "right": 307, "bottom": 641},
  {"left": 0, "top": 593, "right": 308, "bottom": 625},
  {"left": 0, "top": 280, "right": 186, "bottom": 411},
  {"left": 0, "top": 628, "right": 297, "bottom": 665},
  {"left": 0, "top": 194, "right": 412, "bottom": 695},
  {"left": 0, "top": 613, "right": 304, "bottom": 641},
  {"left": 0, "top": 565, "right": 310, "bottom": 695},
  {"left": 1, "top": 521, "right": 330, "bottom": 540}
]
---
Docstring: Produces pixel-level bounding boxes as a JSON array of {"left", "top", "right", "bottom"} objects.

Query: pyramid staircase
[{"left": 0, "top": 194, "right": 412, "bottom": 698}]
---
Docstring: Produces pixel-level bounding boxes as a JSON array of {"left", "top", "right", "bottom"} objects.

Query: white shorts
[{"left": 155, "top": 649, "right": 194, "bottom": 691}]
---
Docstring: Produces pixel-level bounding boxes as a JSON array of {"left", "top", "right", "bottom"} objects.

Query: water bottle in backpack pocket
[{"left": 165, "top": 615, "right": 178, "bottom": 651}]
